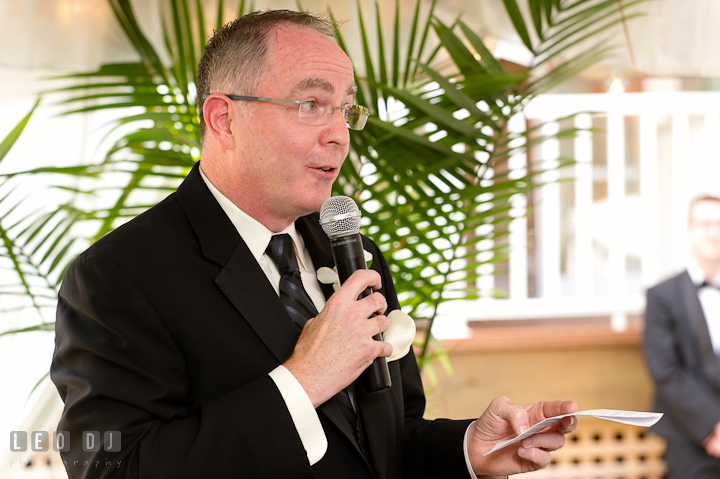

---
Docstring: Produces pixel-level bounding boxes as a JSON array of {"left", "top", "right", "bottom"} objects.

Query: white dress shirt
[
  {"left": 199, "top": 165, "right": 477, "bottom": 477},
  {"left": 687, "top": 259, "right": 720, "bottom": 355}
]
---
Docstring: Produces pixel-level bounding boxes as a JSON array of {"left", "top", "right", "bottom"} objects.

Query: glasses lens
[
  {"left": 297, "top": 101, "right": 368, "bottom": 130},
  {"left": 299, "top": 100, "right": 318, "bottom": 115},
  {"left": 346, "top": 105, "right": 369, "bottom": 130}
]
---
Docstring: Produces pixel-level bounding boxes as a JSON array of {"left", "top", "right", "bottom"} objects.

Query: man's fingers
[
  {"left": 517, "top": 446, "right": 552, "bottom": 470},
  {"left": 374, "top": 313, "right": 390, "bottom": 333},
  {"left": 703, "top": 434, "right": 720, "bottom": 457},
  {"left": 340, "top": 269, "right": 382, "bottom": 298},
  {"left": 492, "top": 398, "right": 578, "bottom": 438},
  {"left": 540, "top": 400, "right": 578, "bottom": 420},
  {"left": 489, "top": 396, "right": 530, "bottom": 435},
  {"left": 376, "top": 340, "right": 393, "bottom": 358},
  {"left": 522, "top": 431, "right": 566, "bottom": 452},
  {"left": 518, "top": 432, "right": 566, "bottom": 470},
  {"left": 332, "top": 270, "right": 387, "bottom": 318},
  {"left": 361, "top": 291, "right": 388, "bottom": 317},
  {"left": 557, "top": 415, "right": 577, "bottom": 434}
]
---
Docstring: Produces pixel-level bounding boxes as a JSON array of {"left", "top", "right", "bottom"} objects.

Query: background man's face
[
  {"left": 689, "top": 199, "right": 720, "bottom": 264},
  {"left": 231, "top": 24, "right": 355, "bottom": 224}
]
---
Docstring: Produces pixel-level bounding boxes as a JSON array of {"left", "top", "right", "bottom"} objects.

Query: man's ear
[{"left": 203, "top": 94, "right": 235, "bottom": 150}]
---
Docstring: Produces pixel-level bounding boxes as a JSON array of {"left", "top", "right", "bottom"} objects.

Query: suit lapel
[
  {"left": 679, "top": 272, "right": 720, "bottom": 389},
  {"left": 297, "top": 215, "right": 388, "bottom": 479},
  {"left": 176, "top": 163, "right": 300, "bottom": 363},
  {"left": 215, "top": 242, "right": 302, "bottom": 363}
]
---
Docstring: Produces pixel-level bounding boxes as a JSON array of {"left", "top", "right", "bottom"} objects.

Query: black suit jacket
[
  {"left": 643, "top": 271, "right": 720, "bottom": 476},
  {"left": 51, "top": 163, "right": 473, "bottom": 479}
]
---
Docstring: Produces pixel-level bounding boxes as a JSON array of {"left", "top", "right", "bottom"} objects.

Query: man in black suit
[
  {"left": 51, "top": 10, "right": 577, "bottom": 479},
  {"left": 644, "top": 196, "right": 720, "bottom": 478}
]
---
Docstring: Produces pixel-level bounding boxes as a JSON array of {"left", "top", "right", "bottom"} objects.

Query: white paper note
[{"left": 483, "top": 409, "right": 663, "bottom": 456}]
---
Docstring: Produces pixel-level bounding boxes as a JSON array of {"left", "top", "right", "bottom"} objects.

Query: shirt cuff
[
  {"left": 464, "top": 421, "right": 479, "bottom": 479},
  {"left": 268, "top": 365, "right": 327, "bottom": 465}
]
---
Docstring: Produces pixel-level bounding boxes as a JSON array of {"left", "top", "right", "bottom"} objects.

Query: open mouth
[{"left": 318, "top": 167, "right": 334, "bottom": 172}]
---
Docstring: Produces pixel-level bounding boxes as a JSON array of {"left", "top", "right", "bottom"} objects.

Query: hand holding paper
[
  {"left": 483, "top": 409, "right": 663, "bottom": 456},
  {"left": 466, "top": 397, "right": 579, "bottom": 476},
  {"left": 465, "top": 398, "right": 663, "bottom": 477}
]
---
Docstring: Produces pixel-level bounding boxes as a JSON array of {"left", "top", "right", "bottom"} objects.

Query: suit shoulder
[
  {"left": 648, "top": 271, "right": 685, "bottom": 293},
  {"left": 77, "top": 192, "right": 187, "bottom": 261}
]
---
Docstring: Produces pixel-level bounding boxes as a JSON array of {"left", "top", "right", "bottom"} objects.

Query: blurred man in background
[{"left": 644, "top": 196, "right": 720, "bottom": 478}]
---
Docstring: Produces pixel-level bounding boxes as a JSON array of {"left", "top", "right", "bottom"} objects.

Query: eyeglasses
[
  {"left": 203, "top": 94, "right": 369, "bottom": 131},
  {"left": 690, "top": 220, "right": 720, "bottom": 230}
]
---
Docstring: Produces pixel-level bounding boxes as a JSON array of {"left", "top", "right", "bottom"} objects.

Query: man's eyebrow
[{"left": 291, "top": 78, "right": 358, "bottom": 98}]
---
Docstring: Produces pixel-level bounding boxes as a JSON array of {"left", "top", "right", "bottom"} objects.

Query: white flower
[
  {"left": 385, "top": 310, "right": 416, "bottom": 362},
  {"left": 363, "top": 249, "right": 373, "bottom": 266},
  {"left": 316, "top": 266, "right": 341, "bottom": 291},
  {"left": 316, "top": 250, "right": 373, "bottom": 292}
]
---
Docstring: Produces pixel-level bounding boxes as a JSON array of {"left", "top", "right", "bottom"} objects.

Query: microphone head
[{"left": 320, "top": 196, "right": 362, "bottom": 238}]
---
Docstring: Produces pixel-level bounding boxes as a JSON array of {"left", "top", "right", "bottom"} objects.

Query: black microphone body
[
  {"left": 320, "top": 195, "right": 392, "bottom": 393},
  {"left": 330, "top": 232, "right": 392, "bottom": 392}
]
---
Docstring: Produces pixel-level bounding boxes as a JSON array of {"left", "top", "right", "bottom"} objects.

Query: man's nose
[{"left": 323, "top": 107, "right": 350, "bottom": 145}]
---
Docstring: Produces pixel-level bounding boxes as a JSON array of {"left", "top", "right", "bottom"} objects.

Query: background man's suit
[
  {"left": 643, "top": 272, "right": 720, "bottom": 478},
  {"left": 50, "top": 163, "right": 473, "bottom": 479}
]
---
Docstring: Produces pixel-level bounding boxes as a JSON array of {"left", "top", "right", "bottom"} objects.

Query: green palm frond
[
  {"left": 326, "top": 0, "right": 643, "bottom": 363},
  {"left": 0, "top": 100, "right": 64, "bottom": 326},
  {"left": 0, "top": 99, "right": 40, "bottom": 161}
]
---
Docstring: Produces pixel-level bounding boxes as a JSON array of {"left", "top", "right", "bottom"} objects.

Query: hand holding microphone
[
  {"left": 283, "top": 196, "right": 392, "bottom": 406},
  {"left": 320, "top": 196, "right": 392, "bottom": 392}
]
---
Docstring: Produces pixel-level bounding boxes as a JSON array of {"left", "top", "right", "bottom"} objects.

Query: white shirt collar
[
  {"left": 198, "top": 163, "right": 311, "bottom": 270},
  {"left": 687, "top": 256, "right": 720, "bottom": 287}
]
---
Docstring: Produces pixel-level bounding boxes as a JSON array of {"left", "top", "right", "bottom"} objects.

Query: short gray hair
[{"left": 196, "top": 10, "right": 340, "bottom": 142}]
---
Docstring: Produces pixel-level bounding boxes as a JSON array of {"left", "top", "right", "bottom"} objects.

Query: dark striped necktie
[
  {"left": 265, "top": 234, "right": 362, "bottom": 440},
  {"left": 265, "top": 234, "right": 318, "bottom": 326}
]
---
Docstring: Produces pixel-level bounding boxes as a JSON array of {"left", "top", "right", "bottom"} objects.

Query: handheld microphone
[{"left": 319, "top": 196, "right": 392, "bottom": 393}]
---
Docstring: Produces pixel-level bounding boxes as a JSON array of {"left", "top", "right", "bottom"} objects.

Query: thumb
[
  {"left": 513, "top": 415, "right": 530, "bottom": 435},
  {"left": 492, "top": 396, "right": 530, "bottom": 435}
]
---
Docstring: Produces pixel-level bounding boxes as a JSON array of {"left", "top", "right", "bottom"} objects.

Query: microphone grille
[{"left": 319, "top": 196, "right": 362, "bottom": 238}]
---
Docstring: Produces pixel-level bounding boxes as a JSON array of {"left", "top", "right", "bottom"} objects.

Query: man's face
[
  {"left": 689, "top": 199, "right": 720, "bottom": 263},
  {"left": 231, "top": 24, "right": 355, "bottom": 228}
]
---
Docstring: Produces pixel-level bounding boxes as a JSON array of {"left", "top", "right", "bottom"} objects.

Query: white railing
[{"left": 434, "top": 91, "right": 720, "bottom": 338}]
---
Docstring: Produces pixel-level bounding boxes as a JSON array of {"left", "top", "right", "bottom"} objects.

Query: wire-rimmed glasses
[{"left": 202, "top": 94, "right": 369, "bottom": 130}]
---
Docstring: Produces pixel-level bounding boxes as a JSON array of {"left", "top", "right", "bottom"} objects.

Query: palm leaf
[{"left": 0, "top": 99, "right": 40, "bottom": 162}]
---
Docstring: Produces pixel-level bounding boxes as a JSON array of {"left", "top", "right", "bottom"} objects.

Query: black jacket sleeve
[{"left": 52, "top": 253, "right": 314, "bottom": 479}]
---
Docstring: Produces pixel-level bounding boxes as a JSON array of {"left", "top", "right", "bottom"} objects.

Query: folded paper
[{"left": 484, "top": 409, "right": 663, "bottom": 455}]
